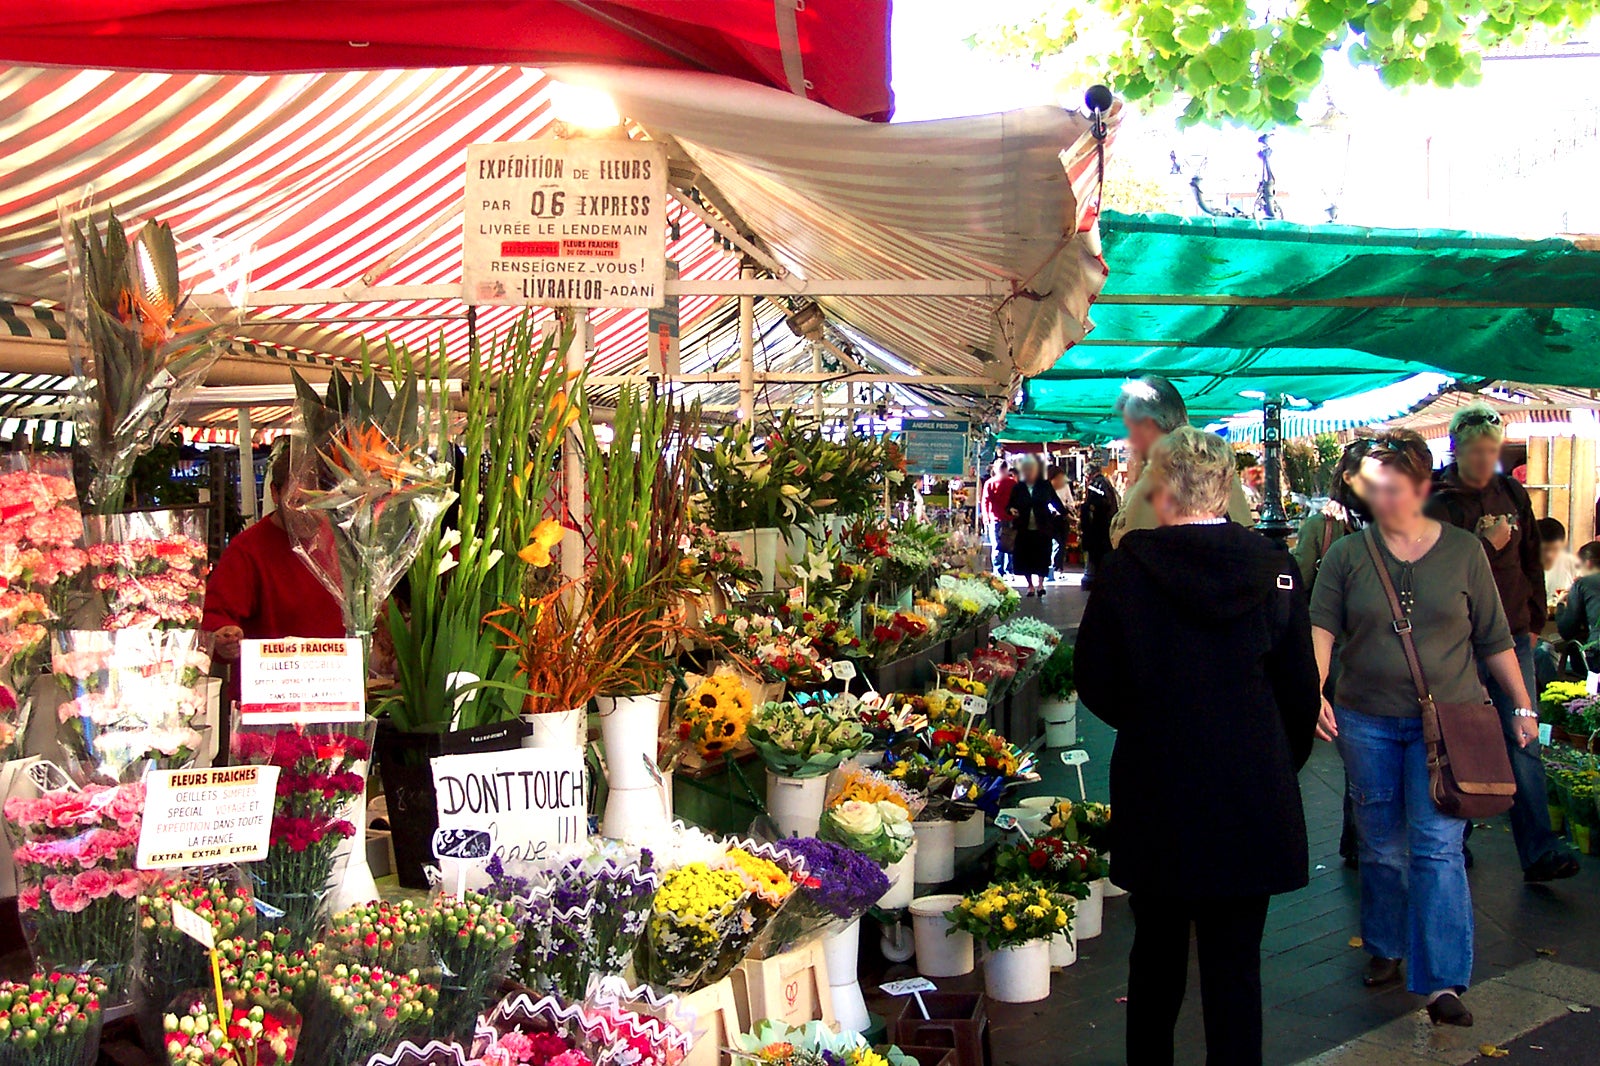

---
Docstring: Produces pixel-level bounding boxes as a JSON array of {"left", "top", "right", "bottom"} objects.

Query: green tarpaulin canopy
[{"left": 1014, "top": 211, "right": 1600, "bottom": 440}]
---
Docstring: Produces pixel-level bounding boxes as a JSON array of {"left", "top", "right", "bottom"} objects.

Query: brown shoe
[
  {"left": 1426, "top": 992, "right": 1473, "bottom": 1027},
  {"left": 1363, "top": 957, "right": 1403, "bottom": 988}
]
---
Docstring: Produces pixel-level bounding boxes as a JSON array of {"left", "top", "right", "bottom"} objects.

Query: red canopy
[{"left": 0, "top": 0, "right": 893, "bottom": 119}]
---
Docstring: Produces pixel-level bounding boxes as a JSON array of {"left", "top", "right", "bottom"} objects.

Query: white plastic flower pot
[
  {"left": 752, "top": 527, "right": 784, "bottom": 591},
  {"left": 1040, "top": 696, "right": 1078, "bottom": 748},
  {"left": 766, "top": 771, "right": 830, "bottom": 838},
  {"left": 522, "top": 707, "right": 584, "bottom": 750},
  {"left": 1075, "top": 879, "right": 1106, "bottom": 940},
  {"left": 912, "top": 819, "right": 956, "bottom": 884},
  {"left": 602, "top": 779, "right": 672, "bottom": 843},
  {"left": 1049, "top": 930, "right": 1078, "bottom": 968},
  {"left": 1101, "top": 860, "right": 1126, "bottom": 898},
  {"left": 1017, "top": 795, "right": 1063, "bottom": 812},
  {"left": 821, "top": 918, "right": 869, "bottom": 1033},
  {"left": 877, "top": 842, "right": 918, "bottom": 909},
  {"left": 955, "top": 810, "right": 986, "bottom": 848},
  {"left": 597, "top": 693, "right": 662, "bottom": 790},
  {"left": 984, "top": 940, "right": 1051, "bottom": 1003},
  {"left": 909, "top": 894, "right": 973, "bottom": 977}
]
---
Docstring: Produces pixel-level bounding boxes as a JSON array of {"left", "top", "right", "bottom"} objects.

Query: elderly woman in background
[
  {"left": 1425, "top": 403, "right": 1577, "bottom": 883},
  {"left": 1006, "top": 456, "right": 1062, "bottom": 597},
  {"left": 1312, "top": 431, "right": 1536, "bottom": 1027},
  {"left": 1077, "top": 427, "right": 1319, "bottom": 1066},
  {"left": 1109, "top": 375, "right": 1254, "bottom": 547}
]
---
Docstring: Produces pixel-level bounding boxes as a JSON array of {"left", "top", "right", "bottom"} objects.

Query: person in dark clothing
[
  {"left": 1079, "top": 453, "right": 1119, "bottom": 588},
  {"left": 1424, "top": 403, "right": 1579, "bottom": 883},
  {"left": 1076, "top": 427, "right": 1321, "bottom": 1066},
  {"left": 1006, "top": 457, "right": 1064, "bottom": 597},
  {"left": 1557, "top": 540, "right": 1600, "bottom": 672},
  {"left": 1048, "top": 464, "right": 1077, "bottom": 576}
]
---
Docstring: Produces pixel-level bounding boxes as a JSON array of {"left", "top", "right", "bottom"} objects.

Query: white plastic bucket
[
  {"left": 596, "top": 693, "right": 661, "bottom": 789},
  {"left": 1049, "top": 930, "right": 1077, "bottom": 968},
  {"left": 1075, "top": 879, "right": 1105, "bottom": 940},
  {"left": 766, "top": 771, "right": 830, "bottom": 838},
  {"left": 1101, "top": 859, "right": 1126, "bottom": 898},
  {"left": 1040, "top": 696, "right": 1077, "bottom": 748},
  {"left": 602, "top": 777, "right": 672, "bottom": 843},
  {"left": 912, "top": 819, "right": 956, "bottom": 883},
  {"left": 985, "top": 941, "right": 1051, "bottom": 1003},
  {"left": 954, "top": 810, "right": 986, "bottom": 848},
  {"left": 909, "top": 894, "right": 973, "bottom": 977},
  {"left": 878, "top": 843, "right": 918, "bottom": 909},
  {"left": 822, "top": 918, "right": 869, "bottom": 1033},
  {"left": 523, "top": 707, "right": 585, "bottom": 750}
]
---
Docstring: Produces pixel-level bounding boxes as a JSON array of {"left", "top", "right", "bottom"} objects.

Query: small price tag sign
[
  {"left": 960, "top": 694, "right": 987, "bottom": 716},
  {"left": 787, "top": 585, "right": 805, "bottom": 606},
  {"left": 1060, "top": 749, "right": 1091, "bottom": 802},
  {"left": 170, "top": 900, "right": 215, "bottom": 949},
  {"left": 993, "top": 813, "right": 1020, "bottom": 832},
  {"left": 831, "top": 660, "right": 857, "bottom": 682},
  {"left": 880, "top": 978, "right": 937, "bottom": 996}
]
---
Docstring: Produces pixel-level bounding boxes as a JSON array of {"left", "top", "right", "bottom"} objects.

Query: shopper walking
[
  {"left": 981, "top": 459, "right": 1016, "bottom": 575},
  {"left": 1311, "top": 430, "right": 1535, "bottom": 1027},
  {"left": 1425, "top": 404, "right": 1579, "bottom": 883},
  {"left": 1079, "top": 452, "right": 1119, "bottom": 588},
  {"left": 1007, "top": 457, "right": 1062, "bottom": 597},
  {"left": 1109, "top": 376, "right": 1254, "bottom": 547},
  {"left": 1077, "top": 427, "right": 1319, "bottom": 1066},
  {"left": 1048, "top": 464, "right": 1077, "bottom": 577}
]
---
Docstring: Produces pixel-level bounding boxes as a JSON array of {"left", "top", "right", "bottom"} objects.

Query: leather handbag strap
[{"left": 1361, "top": 526, "right": 1433, "bottom": 708}]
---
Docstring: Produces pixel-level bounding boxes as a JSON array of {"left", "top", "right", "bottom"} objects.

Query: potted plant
[
  {"left": 1038, "top": 643, "right": 1077, "bottom": 748},
  {"left": 947, "top": 881, "right": 1074, "bottom": 1003},
  {"left": 747, "top": 699, "right": 869, "bottom": 838}
]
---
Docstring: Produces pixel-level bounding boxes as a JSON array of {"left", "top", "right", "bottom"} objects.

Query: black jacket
[
  {"left": 1075, "top": 523, "right": 1321, "bottom": 898},
  {"left": 1006, "top": 478, "right": 1062, "bottom": 530},
  {"left": 1080, "top": 473, "right": 1119, "bottom": 554},
  {"left": 1426, "top": 464, "right": 1545, "bottom": 634}
]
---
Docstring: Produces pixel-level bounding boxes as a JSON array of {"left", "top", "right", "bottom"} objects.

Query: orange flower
[
  {"left": 545, "top": 392, "right": 579, "bottom": 444},
  {"left": 517, "top": 519, "right": 565, "bottom": 568}
]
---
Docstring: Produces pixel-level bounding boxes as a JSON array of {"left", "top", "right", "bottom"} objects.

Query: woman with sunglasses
[{"left": 1425, "top": 403, "right": 1579, "bottom": 884}]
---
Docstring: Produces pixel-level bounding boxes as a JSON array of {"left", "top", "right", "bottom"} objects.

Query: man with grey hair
[{"left": 1109, "top": 375, "right": 1254, "bottom": 547}]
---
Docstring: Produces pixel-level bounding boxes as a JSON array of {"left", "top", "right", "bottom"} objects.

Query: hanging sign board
[
  {"left": 239, "top": 637, "right": 365, "bottom": 724},
  {"left": 429, "top": 746, "right": 587, "bottom": 886},
  {"left": 463, "top": 139, "right": 668, "bottom": 309},
  {"left": 137, "top": 765, "right": 280, "bottom": 869},
  {"left": 901, "top": 419, "right": 970, "bottom": 478}
]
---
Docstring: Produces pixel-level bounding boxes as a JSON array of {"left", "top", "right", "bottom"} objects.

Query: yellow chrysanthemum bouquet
[{"left": 947, "top": 880, "right": 1075, "bottom": 951}]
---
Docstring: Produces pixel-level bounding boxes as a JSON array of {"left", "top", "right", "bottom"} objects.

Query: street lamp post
[{"left": 1257, "top": 395, "right": 1294, "bottom": 544}]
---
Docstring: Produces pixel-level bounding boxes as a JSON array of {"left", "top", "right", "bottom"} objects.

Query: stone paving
[{"left": 960, "top": 574, "right": 1600, "bottom": 1066}]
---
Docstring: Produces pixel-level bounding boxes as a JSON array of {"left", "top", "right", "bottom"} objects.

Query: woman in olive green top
[{"left": 1309, "top": 431, "right": 1535, "bottom": 1029}]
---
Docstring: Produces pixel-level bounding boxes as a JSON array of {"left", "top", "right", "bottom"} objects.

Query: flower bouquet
[
  {"left": 883, "top": 752, "right": 980, "bottom": 823},
  {"left": 296, "top": 956, "right": 437, "bottom": 1066},
  {"left": 217, "top": 932, "right": 314, "bottom": 1017},
  {"left": 423, "top": 893, "right": 520, "bottom": 1043},
  {"left": 163, "top": 999, "right": 299, "bottom": 1066},
  {"left": 53, "top": 628, "right": 213, "bottom": 783},
  {"left": 229, "top": 724, "right": 371, "bottom": 944},
  {"left": 80, "top": 508, "right": 209, "bottom": 630},
  {"left": 61, "top": 205, "right": 236, "bottom": 514},
  {"left": 703, "top": 613, "right": 828, "bottom": 691},
  {"left": 682, "top": 524, "right": 764, "bottom": 604},
  {"left": 692, "top": 416, "right": 816, "bottom": 538},
  {"left": 0, "top": 972, "right": 106, "bottom": 1066},
  {"left": 4, "top": 782, "right": 158, "bottom": 1000},
  {"left": 993, "top": 833, "right": 1105, "bottom": 900},
  {"left": 946, "top": 881, "right": 1074, "bottom": 951},
  {"left": 819, "top": 797, "right": 916, "bottom": 867},
  {"left": 847, "top": 695, "right": 926, "bottom": 757},
  {"left": 747, "top": 701, "right": 868, "bottom": 780},
  {"left": 746, "top": 837, "right": 889, "bottom": 959},
  {"left": 321, "top": 900, "right": 432, "bottom": 974},
  {"left": 479, "top": 984, "right": 693, "bottom": 1066},
  {"left": 137, "top": 873, "right": 257, "bottom": 1043},
  {"left": 671, "top": 669, "right": 755, "bottom": 763},
  {"left": 486, "top": 845, "right": 658, "bottom": 1003},
  {"left": 733, "top": 1019, "right": 916, "bottom": 1066},
  {"left": 284, "top": 364, "right": 455, "bottom": 650},
  {"left": 1045, "top": 800, "right": 1113, "bottom": 851}
]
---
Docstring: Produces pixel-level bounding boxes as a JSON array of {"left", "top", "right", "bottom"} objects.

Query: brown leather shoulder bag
[{"left": 1361, "top": 526, "right": 1516, "bottom": 819}]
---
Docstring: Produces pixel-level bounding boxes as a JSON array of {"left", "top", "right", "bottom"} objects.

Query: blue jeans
[
  {"left": 1336, "top": 707, "right": 1472, "bottom": 995},
  {"left": 989, "top": 523, "right": 1012, "bottom": 574},
  {"left": 1479, "top": 634, "right": 1568, "bottom": 871}
]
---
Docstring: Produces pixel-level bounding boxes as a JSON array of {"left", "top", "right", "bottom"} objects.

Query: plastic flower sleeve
[
  {"left": 580, "top": 978, "right": 697, "bottom": 1066},
  {"left": 79, "top": 507, "right": 209, "bottom": 630},
  {"left": 477, "top": 993, "right": 608, "bottom": 1066},
  {"left": 422, "top": 892, "right": 521, "bottom": 1044},
  {"left": 296, "top": 951, "right": 438, "bottom": 1066},
  {"left": 229, "top": 720, "right": 374, "bottom": 945},
  {"left": 745, "top": 837, "right": 888, "bottom": 960},
  {"left": 0, "top": 973, "right": 107, "bottom": 1066},
  {"left": 282, "top": 368, "right": 455, "bottom": 653},
  {"left": 134, "top": 868, "right": 257, "bottom": 1049},
  {"left": 53, "top": 629, "right": 213, "bottom": 784},
  {"left": 2, "top": 781, "right": 164, "bottom": 1003},
  {"left": 58, "top": 199, "right": 246, "bottom": 514}
]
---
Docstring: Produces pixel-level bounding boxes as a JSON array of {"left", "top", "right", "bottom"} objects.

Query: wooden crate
[{"left": 732, "top": 941, "right": 835, "bottom": 1030}]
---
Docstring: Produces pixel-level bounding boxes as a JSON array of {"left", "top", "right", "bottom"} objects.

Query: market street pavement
[{"left": 956, "top": 572, "right": 1600, "bottom": 1065}]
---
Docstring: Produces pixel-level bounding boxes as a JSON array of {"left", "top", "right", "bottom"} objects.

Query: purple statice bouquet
[
  {"left": 747, "top": 838, "right": 888, "bottom": 960},
  {"left": 487, "top": 847, "right": 658, "bottom": 1000}
]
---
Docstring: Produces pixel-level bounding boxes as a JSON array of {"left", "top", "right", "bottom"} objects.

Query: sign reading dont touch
[
  {"left": 463, "top": 139, "right": 668, "bottom": 309},
  {"left": 429, "top": 746, "right": 587, "bottom": 885}
]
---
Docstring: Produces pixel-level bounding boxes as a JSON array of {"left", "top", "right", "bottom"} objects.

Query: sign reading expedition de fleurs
[{"left": 463, "top": 140, "right": 668, "bottom": 309}]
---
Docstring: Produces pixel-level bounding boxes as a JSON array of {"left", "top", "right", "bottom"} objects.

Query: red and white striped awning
[{"left": 0, "top": 63, "right": 1117, "bottom": 413}]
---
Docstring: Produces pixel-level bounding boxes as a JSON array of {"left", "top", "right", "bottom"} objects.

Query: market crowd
[{"left": 992, "top": 375, "right": 1597, "bottom": 1065}]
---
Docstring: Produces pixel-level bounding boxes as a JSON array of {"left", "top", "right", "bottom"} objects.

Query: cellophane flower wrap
[
  {"left": 0, "top": 972, "right": 106, "bottom": 1066},
  {"left": 79, "top": 508, "right": 209, "bottom": 631},
  {"left": 283, "top": 367, "right": 454, "bottom": 648},
  {"left": 296, "top": 951, "right": 438, "bottom": 1066},
  {"left": 479, "top": 984, "right": 694, "bottom": 1066},
  {"left": 702, "top": 613, "right": 827, "bottom": 690},
  {"left": 229, "top": 722, "right": 373, "bottom": 945},
  {"left": 137, "top": 871, "right": 257, "bottom": 1044},
  {"left": 163, "top": 998, "right": 300, "bottom": 1066},
  {"left": 476, "top": 993, "right": 601, "bottom": 1066},
  {"left": 883, "top": 752, "right": 979, "bottom": 823},
  {"left": 746, "top": 700, "right": 868, "bottom": 779},
  {"left": 4, "top": 782, "right": 163, "bottom": 1001},
  {"left": 927, "top": 726, "right": 1037, "bottom": 815},
  {"left": 818, "top": 797, "right": 916, "bottom": 867},
  {"left": 0, "top": 455, "right": 84, "bottom": 761},
  {"left": 746, "top": 837, "right": 888, "bottom": 960},
  {"left": 486, "top": 845, "right": 657, "bottom": 1002},
  {"left": 53, "top": 628, "right": 213, "bottom": 783},
  {"left": 735, "top": 1019, "right": 919, "bottom": 1066},
  {"left": 60, "top": 204, "right": 240, "bottom": 514}
]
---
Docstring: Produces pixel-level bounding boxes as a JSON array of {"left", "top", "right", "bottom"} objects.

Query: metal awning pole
[
  {"left": 237, "top": 406, "right": 255, "bottom": 521},
  {"left": 563, "top": 309, "right": 591, "bottom": 583},
  {"left": 813, "top": 343, "right": 824, "bottom": 423},
  {"left": 738, "top": 262, "right": 756, "bottom": 426}
]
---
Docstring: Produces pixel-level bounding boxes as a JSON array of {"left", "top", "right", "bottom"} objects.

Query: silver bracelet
[{"left": 1512, "top": 708, "right": 1538, "bottom": 720}]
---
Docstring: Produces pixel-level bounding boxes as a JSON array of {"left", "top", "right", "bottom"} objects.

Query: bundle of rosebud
[
  {"left": 0, "top": 973, "right": 105, "bottom": 1066},
  {"left": 218, "top": 934, "right": 313, "bottom": 1017},
  {"left": 138, "top": 875, "right": 257, "bottom": 1043},
  {"left": 296, "top": 958, "right": 437, "bottom": 1066}
]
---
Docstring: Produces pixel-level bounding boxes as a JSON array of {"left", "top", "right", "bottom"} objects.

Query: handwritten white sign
[
  {"left": 240, "top": 638, "right": 365, "bottom": 724},
  {"left": 463, "top": 139, "right": 668, "bottom": 309},
  {"left": 429, "top": 747, "right": 587, "bottom": 887},
  {"left": 171, "top": 900, "right": 216, "bottom": 949},
  {"left": 137, "top": 766, "right": 280, "bottom": 869}
]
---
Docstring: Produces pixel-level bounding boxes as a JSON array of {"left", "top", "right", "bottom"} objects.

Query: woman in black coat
[
  {"left": 1075, "top": 427, "right": 1321, "bottom": 1066},
  {"left": 1006, "top": 457, "right": 1062, "bottom": 597}
]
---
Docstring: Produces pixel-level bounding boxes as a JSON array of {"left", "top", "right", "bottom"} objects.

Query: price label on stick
[
  {"left": 1060, "top": 749, "right": 1091, "bottom": 802},
  {"left": 171, "top": 901, "right": 215, "bottom": 949},
  {"left": 831, "top": 660, "right": 857, "bottom": 682},
  {"left": 960, "top": 694, "right": 987, "bottom": 716},
  {"left": 880, "top": 978, "right": 937, "bottom": 996}
]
